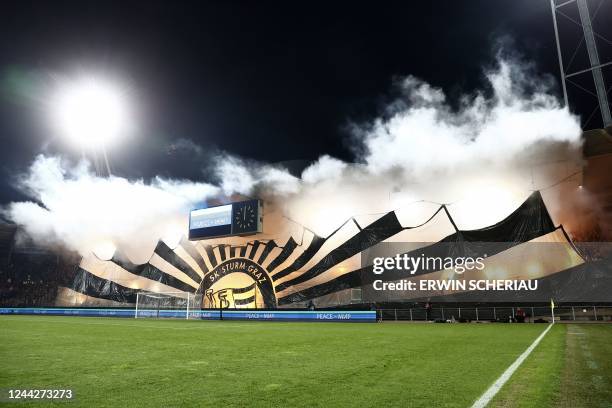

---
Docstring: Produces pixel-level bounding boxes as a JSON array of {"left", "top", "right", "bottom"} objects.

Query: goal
[{"left": 135, "top": 292, "right": 202, "bottom": 319}]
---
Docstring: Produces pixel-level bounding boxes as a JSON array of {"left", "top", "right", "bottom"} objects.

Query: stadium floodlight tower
[
  {"left": 550, "top": 0, "right": 612, "bottom": 128},
  {"left": 50, "top": 75, "right": 132, "bottom": 175}
]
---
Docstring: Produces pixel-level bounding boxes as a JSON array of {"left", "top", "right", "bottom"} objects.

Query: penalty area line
[{"left": 471, "top": 323, "right": 554, "bottom": 408}]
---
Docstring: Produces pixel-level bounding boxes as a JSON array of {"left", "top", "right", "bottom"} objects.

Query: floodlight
[{"left": 51, "top": 76, "right": 130, "bottom": 150}]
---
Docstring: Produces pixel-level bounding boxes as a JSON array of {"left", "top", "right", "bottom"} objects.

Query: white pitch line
[{"left": 471, "top": 323, "right": 554, "bottom": 408}]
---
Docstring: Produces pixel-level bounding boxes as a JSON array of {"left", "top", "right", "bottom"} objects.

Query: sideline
[{"left": 471, "top": 323, "right": 554, "bottom": 408}]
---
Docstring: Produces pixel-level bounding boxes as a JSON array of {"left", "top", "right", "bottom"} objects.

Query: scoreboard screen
[{"left": 189, "top": 199, "right": 263, "bottom": 240}]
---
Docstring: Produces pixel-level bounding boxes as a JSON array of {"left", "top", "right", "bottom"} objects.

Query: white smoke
[
  {"left": 216, "top": 154, "right": 300, "bottom": 196},
  {"left": 217, "top": 58, "right": 583, "bottom": 234},
  {"left": 360, "top": 60, "right": 580, "bottom": 175},
  {"left": 4, "top": 155, "right": 218, "bottom": 262},
  {"left": 302, "top": 156, "right": 348, "bottom": 184},
  {"left": 4, "top": 56, "right": 584, "bottom": 257}
]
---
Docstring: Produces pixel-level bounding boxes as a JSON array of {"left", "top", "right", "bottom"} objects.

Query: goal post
[{"left": 134, "top": 291, "right": 202, "bottom": 319}]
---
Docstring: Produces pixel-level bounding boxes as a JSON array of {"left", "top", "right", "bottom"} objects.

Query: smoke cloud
[
  {"left": 216, "top": 57, "right": 583, "bottom": 234},
  {"left": 3, "top": 55, "right": 585, "bottom": 260},
  {"left": 361, "top": 60, "right": 580, "bottom": 175},
  {"left": 4, "top": 155, "right": 218, "bottom": 262}
]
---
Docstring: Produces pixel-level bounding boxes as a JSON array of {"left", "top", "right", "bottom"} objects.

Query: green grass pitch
[{"left": 1, "top": 316, "right": 611, "bottom": 407}]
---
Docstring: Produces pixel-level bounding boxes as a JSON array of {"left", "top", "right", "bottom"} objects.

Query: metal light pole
[{"left": 550, "top": 0, "right": 612, "bottom": 128}]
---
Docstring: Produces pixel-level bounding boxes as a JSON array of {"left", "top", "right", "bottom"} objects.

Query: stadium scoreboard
[{"left": 189, "top": 199, "right": 263, "bottom": 240}]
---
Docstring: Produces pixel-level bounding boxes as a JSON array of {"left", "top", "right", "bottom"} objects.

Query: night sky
[{"left": 1, "top": 0, "right": 610, "bottom": 205}]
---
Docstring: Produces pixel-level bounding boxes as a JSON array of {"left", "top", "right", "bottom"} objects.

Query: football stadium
[{"left": 1, "top": 1, "right": 612, "bottom": 407}]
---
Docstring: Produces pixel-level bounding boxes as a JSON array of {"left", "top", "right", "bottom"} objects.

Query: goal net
[{"left": 135, "top": 292, "right": 202, "bottom": 319}]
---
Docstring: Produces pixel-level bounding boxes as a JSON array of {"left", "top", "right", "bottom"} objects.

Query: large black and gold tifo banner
[{"left": 57, "top": 192, "right": 612, "bottom": 308}]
